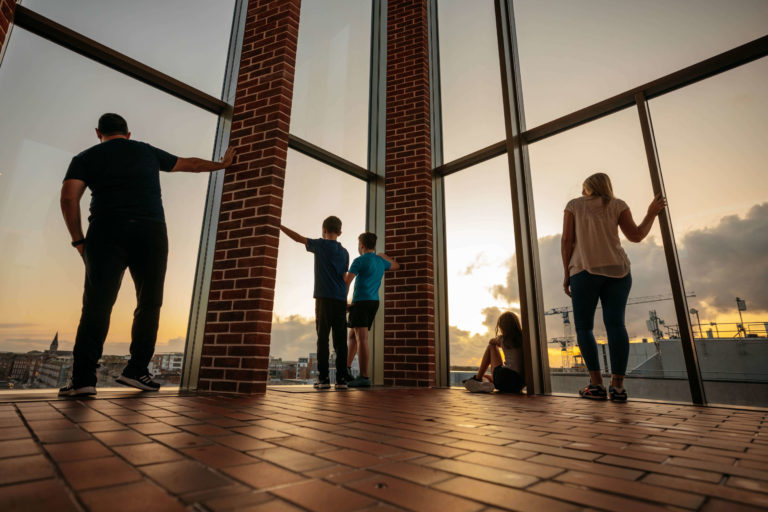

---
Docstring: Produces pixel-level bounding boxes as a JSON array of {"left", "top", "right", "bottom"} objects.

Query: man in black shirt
[{"left": 59, "top": 113, "right": 234, "bottom": 397}]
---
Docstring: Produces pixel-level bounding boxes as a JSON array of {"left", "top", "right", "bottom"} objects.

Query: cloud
[
  {"left": 462, "top": 252, "right": 489, "bottom": 276},
  {"left": 679, "top": 202, "right": 768, "bottom": 312},
  {"left": 270, "top": 314, "right": 317, "bottom": 362},
  {"left": 0, "top": 323, "right": 38, "bottom": 329},
  {"left": 448, "top": 307, "right": 511, "bottom": 367}
]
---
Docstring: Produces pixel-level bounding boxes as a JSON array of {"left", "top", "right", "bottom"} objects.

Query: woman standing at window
[{"left": 561, "top": 173, "right": 665, "bottom": 402}]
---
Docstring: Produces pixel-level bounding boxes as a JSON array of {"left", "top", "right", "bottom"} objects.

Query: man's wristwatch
[{"left": 71, "top": 238, "right": 86, "bottom": 247}]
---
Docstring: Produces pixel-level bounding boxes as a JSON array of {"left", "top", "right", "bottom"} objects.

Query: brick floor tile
[
  {"left": 179, "top": 483, "right": 254, "bottom": 504},
  {"left": 642, "top": 473, "right": 768, "bottom": 509},
  {"left": 158, "top": 415, "right": 203, "bottom": 426},
  {"left": 446, "top": 439, "right": 537, "bottom": 459},
  {"left": 668, "top": 456, "right": 768, "bottom": 482},
  {"left": 111, "top": 413, "right": 156, "bottom": 424},
  {"left": 598, "top": 454, "right": 722, "bottom": 483},
  {"left": 182, "top": 423, "right": 232, "bottom": 436},
  {"left": 0, "top": 426, "right": 31, "bottom": 440},
  {"left": 222, "top": 461, "right": 307, "bottom": 489},
  {"left": 130, "top": 422, "right": 181, "bottom": 435},
  {"left": 728, "top": 476, "right": 768, "bottom": 494},
  {"left": 427, "top": 458, "right": 539, "bottom": 488},
  {"left": 527, "top": 480, "right": 668, "bottom": 512},
  {"left": 455, "top": 451, "right": 563, "bottom": 479},
  {"left": 0, "top": 438, "right": 40, "bottom": 459},
  {"left": 26, "top": 419, "right": 74, "bottom": 431},
  {"left": 243, "top": 499, "right": 306, "bottom": 512},
  {"left": 329, "top": 437, "right": 408, "bottom": 457},
  {"left": 272, "top": 435, "right": 338, "bottom": 453},
  {"left": 508, "top": 441, "right": 601, "bottom": 461},
  {"left": 526, "top": 453, "right": 643, "bottom": 480},
  {"left": 115, "top": 439, "right": 180, "bottom": 464},
  {"left": 0, "top": 454, "right": 55, "bottom": 485},
  {"left": 271, "top": 479, "right": 377, "bottom": 512},
  {"left": 555, "top": 470, "right": 705, "bottom": 509},
  {"left": 371, "top": 461, "right": 453, "bottom": 486},
  {"left": 0, "top": 478, "right": 79, "bottom": 512},
  {"left": 250, "top": 447, "right": 335, "bottom": 472},
  {"left": 151, "top": 431, "right": 213, "bottom": 449},
  {"left": 140, "top": 459, "right": 233, "bottom": 494},
  {"left": 432, "top": 476, "right": 576, "bottom": 512},
  {"left": 79, "top": 479, "right": 186, "bottom": 512},
  {"left": 182, "top": 444, "right": 258, "bottom": 468},
  {"left": 78, "top": 419, "right": 126, "bottom": 432},
  {"left": 204, "top": 490, "right": 274, "bottom": 511},
  {"left": 348, "top": 474, "right": 479, "bottom": 512},
  {"left": 45, "top": 439, "right": 112, "bottom": 462},
  {"left": 59, "top": 455, "right": 142, "bottom": 490},
  {"left": 700, "top": 498, "right": 766, "bottom": 512},
  {"left": 217, "top": 434, "right": 277, "bottom": 451},
  {"left": 35, "top": 428, "right": 92, "bottom": 444},
  {"left": 94, "top": 429, "right": 152, "bottom": 446},
  {"left": 318, "top": 449, "right": 385, "bottom": 468},
  {"left": 233, "top": 425, "right": 288, "bottom": 440}
]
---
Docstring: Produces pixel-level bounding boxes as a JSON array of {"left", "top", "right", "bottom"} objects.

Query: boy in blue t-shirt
[
  {"left": 280, "top": 216, "right": 350, "bottom": 389},
  {"left": 344, "top": 232, "right": 399, "bottom": 387}
]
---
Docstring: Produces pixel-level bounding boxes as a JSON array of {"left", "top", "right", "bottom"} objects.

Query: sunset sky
[{"left": 0, "top": 1, "right": 766, "bottom": 389}]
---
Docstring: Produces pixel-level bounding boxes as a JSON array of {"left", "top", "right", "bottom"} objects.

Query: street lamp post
[{"left": 689, "top": 308, "right": 702, "bottom": 338}]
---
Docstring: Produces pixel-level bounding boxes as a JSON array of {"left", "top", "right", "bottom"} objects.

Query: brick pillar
[
  {"left": 0, "top": 0, "right": 15, "bottom": 56},
  {"left": 383, "top": 0, "right": 434, "bottom": 387},
  {"left": 197, "top": 0, "right": 300, "bottom": 394}
]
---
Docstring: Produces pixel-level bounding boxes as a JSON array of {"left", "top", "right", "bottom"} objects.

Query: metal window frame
[
  {"left": 180, "top": 0, "right": 248, "bottom": 391},
  {"left": 12, "top": 5, "right": 231, "bottom": 115},
  {"left": 494, "top": 0, "right": 550, "bottom": 394},
  {"left": 428, "top": 0, "right": 450, "bottom": 387},
  {"left": 433, "top": 6, "right": 767, "bottom": 402}
]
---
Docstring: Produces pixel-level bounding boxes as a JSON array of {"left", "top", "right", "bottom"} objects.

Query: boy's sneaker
[
  {"left": 58, "top": 383, "right": 97, "bottom": 397},
  {"left": 579, "top": 383, "right": 607, "bottom": 400},
  {"left": 463, "top": 376, "right": 494, "bottom": 393},
  {"left": 335, "top": 381, "right": 348, "bottom": 390},
  {"left": 348, "top": 376, "right": 371, "bottom": 388},
  {"left": 609, "top": 386, "right": 628, "bottom": 402},
  {"left": 313, "top": 379, "right": 331, "bottom": 390},
  {"left": 115, "top": 372, "right": 161, "bottom": 391}
]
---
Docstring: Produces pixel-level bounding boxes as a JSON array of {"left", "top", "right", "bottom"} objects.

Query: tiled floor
[{"left": 1, "top": 388, "right": 767, "bottom": 511}]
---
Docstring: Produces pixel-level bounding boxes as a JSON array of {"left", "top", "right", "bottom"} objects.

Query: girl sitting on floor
[{"left": 463, "top": 311, "right": 526, "bottom": 393}]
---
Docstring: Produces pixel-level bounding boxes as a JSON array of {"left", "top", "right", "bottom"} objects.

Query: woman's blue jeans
[{"left": 569, "top": 270, "right": 632, "bottom": 375}]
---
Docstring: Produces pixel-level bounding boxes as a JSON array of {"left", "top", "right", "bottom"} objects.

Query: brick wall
[
  {"left": 197, "top": 0, "right": 300, "bottom": 394},
  {"left": 383, "top": 0, "right": 435, "bottom": 387},
  {"left": 0, "top": 0, "right": 14, "bottom": 56}
]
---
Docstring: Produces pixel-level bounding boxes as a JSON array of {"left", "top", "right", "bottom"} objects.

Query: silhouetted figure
[
  {"left": 59, "top": 113, "right": 234, "bottom": 397},
  {"left": 562, "top": 172, "right": 665, "bottom": 402}
]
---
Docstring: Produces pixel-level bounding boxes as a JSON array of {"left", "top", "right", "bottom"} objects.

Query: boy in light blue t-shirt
[{"left": 344, "top": 232, "right": 399, "bottom": 387}]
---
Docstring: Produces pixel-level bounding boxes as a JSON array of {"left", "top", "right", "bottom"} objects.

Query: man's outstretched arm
[
  {"left": 171, "top": 147, "right": 235, "bottom": 173},
  {"left": 60, "top": 179, "right": 87, "bottom": 255},
  {"left": 280, "top": 225, "right": 307, "bottom": 245},
  {"left": 378, "top": 253, "right": 400, "bottom": 271}
]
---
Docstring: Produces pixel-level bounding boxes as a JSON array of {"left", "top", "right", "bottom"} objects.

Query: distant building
[
  {"left": 37, "top": 356, "right": 72, "bottom": 388},
  {"left": 150, "top": 353, "right": 183, "bottom": 373}
]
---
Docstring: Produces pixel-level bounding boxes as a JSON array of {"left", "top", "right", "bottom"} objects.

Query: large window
[
  {"left": 527, "top": 110, "right": 689, "bottom": 402},
  {"left": 290, "top": 0, "right": 372, "bottom": 166},
  {"left": 651, "top": 58, "right": 768, "bottom": 407},
  {"left": 514, "top": 0, "right": 768, "bottom": 128},
  {"left": 438, "top": 0, "right": 505, "bottom": 162},
  {"left": 270, "top": 150, "right": 367, "bottom": 384},
  {"left": 0, "top": 2, "right": 233, "bottom": 391},
  {"left": 444, "top": 156, "right": 517, "bottom": 386}
]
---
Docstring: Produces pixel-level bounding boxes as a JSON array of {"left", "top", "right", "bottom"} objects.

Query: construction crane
[{"left": 545, "top": 293, "right": 696, "bottom": 368}]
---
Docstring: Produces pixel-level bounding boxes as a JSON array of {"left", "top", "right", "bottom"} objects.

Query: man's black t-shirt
[{"left": 63, "top": 139, "right": 178, "bottom": 223}]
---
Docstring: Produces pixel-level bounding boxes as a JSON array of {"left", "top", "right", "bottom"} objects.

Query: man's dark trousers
[
  {"left": 72, "top": 219, "right": 168, "bottom": 387},
  {"left": 315, "top": 298, "right": 348, "bottom": 383}
]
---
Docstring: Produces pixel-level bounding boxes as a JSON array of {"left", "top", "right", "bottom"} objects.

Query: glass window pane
[
  {"left": 439, "top": 0, "right": 505, "bottom": 162},
  {"left": 290, "top": 0, "right": 371, "bottom": 166},
  {"left": 270, "top": 150, "right": 367, "bottom": 385},
  {"left": 527, "top": 109, "right": 691, "bottom": 402},
  {"left": 444, "top": 156, "right": 518, "bottom": 387},
  {"left": 514, "top": 0, "right": 768, "bottom": 128},
  {"left": 651, "top": 58, "right": 768, "bottom": 407},
  {"left": 0, "top": 29, "right": 218, "bottom": 390},
  {"left": 22, "top": 0, "right": 235, "bottom": 97}
]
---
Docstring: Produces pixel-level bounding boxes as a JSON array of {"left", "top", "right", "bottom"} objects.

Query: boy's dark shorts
[
  {"left": 348, "top": 301, "right": 379, "bottom": 329},
  {"left": 492, "top": 366, "right": 524, "bottom": 393}
]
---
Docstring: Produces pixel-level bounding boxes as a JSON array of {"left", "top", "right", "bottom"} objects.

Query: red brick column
[
  {"left": 0, "top": 0, "right": 15, "bottom": 57},
  {"left": 197, "top": 0, "right": 300, "bottom": 394},
  {"left": 383, "top": 0, "right": 435, "bottom": 387}
]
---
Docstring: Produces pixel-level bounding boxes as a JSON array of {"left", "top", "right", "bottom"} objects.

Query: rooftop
[{"left": 1, "top": 388, "right": 767, "bottom": 511}]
